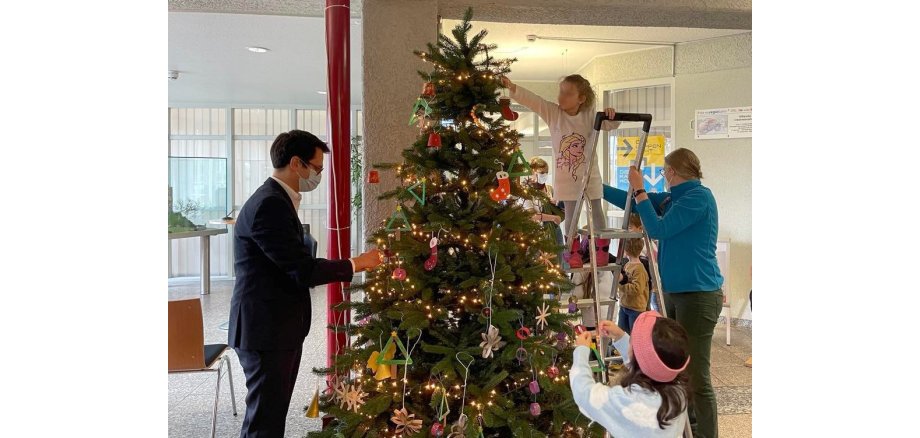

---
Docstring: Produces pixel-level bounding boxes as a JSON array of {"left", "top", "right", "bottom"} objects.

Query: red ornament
[
  {"left": 547, "top": 365, "right": 560, "bottom": 378},
  {"left": 499, "top": 97, "right": 519, "bottom": 121},
  {"left": 430, "top": 421, "right": 445, "bottom": 436},
  {"left": 529, "top": 380, "right": 541, "bottom": 394},
  {"left": 392, "top": 267, "right": 407, "bottom": 281},
  {"left": 424, "top": 246, "right": 438, "bottom": 271},
  {"left": 368, "top": 170, "right": 380, "bottom": 184},
  {"left": 516, "top": 326, "right": 532, "bottom": 340},
  {"left": 574, "top": 324, "right": 587, "bottom": 335},
  {"left": 427, "top": 132, "right": 442, "bottom": 148},
  {"left": 491, "top": 171, "right": 510, "bottom": 202},
  {"left": 482, "top": 307, "right": 492, "bottom": 317},
  {"left": 422, "top": 82, "right": 436, "bottom": 97}
]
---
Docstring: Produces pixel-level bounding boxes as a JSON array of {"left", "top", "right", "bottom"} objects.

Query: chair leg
[
  {"left": 212, "top": 365, "right": 221, "bottom": 438},
  {"left": 224, "top": 356, "right": 238, "bottom": 416}
]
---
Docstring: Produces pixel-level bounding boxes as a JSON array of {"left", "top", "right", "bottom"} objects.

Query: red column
[{"left": 325, "top": 0, "right": 350, "bottom": 371}]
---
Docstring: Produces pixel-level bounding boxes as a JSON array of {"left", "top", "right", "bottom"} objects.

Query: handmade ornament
[
  {"left": 529, "top": 402, "right": 541, "bottom": 416},
  {"left": 377, "top": 331, "right": 414, "bottom": 365},
  {"left": 391, "top": 408, "right": 423, "bottom": 435},
  {"left": 428, "top": 132, "right": 442, "bottom": 149},
  {"left": 490, "top": 171, "right": 510, "bottom": 202},
  {"left": 424, "top": 237, "right": 439, "bottom": 271},
  {"left": 385, "top": 206, "right": 411, "bottom": 232},
  {"left": 407, "top": 179, "right": 427, "bottom": 205},
  {"left": 499, "top": 97, "right": 519, "bottom": 121},
  {"left": 506, "top": 149, "right": 533, "bottom": 177},
  {"left": 367, "top": 341, "right": 398, "bottom": 380},
  {"left": 422, "top": 81, "right": 436, "bottom": 97},
  {"left": 590, "top": 342, "right": 605, "bottom": 373},
  {"left": 333, "top": 378, "right": 349, "bottom": 408},
  {"left": 343, "top": 384, "right": 367, "bottom": 413},
  {"left": 408, "top": 98, "right": 432, "bottom": 127},
  {"left": 516, "top": 347, "right": 528, "bottom": 364},
  {"left": 516, "top": 326, "right": 532, "bottom": 340},
  {"left": 535, "top": 303, "right": 550, "bottom": 331},
  {"left": 479, "top": 325, "right": 506, "bottom": 359},
  {"left": 568, "top": 296, "right": 578, "bottom": 314},
  {"left": 448, "top": 414, "right": 469, "bottom": 438},
  {"left": 529, "top": 379, "right": 541, "bottom": 394},
  {"left": 368, "top": 169, "right": 379, "bottom": 183}
]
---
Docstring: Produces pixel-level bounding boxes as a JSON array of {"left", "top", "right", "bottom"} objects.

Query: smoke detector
[{"left": 168, "top": 70, "right": 179, "bottom": 81}]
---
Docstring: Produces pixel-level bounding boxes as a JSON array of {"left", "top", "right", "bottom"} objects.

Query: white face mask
[
  {"left": 536, "top": 173, "right": 549, "bottom": 184},
  {"left": 296, "top": 159, "right": 322, "bottom": 192}
]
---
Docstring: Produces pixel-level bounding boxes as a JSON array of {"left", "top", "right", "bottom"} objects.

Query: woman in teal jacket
[{"left": 603, "top": 147, "right": 723, "bottom": 438}]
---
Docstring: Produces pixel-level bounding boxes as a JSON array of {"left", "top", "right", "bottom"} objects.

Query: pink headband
[{"left": 632, "top": 311, "right": 690, "bottom": 383}]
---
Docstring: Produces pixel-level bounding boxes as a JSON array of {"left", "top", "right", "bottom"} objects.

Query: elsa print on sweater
[{"left": 557, "top": 132, "right": 587, "bottom": 182}]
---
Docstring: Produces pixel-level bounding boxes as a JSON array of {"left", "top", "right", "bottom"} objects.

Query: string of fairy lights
[{"left": 323, "top": 42, "right": 589, "bottom": 438}]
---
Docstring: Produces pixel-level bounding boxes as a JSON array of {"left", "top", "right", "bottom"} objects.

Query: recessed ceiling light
[
  {"left": 247, "top": 46, "right": 270, "bottom": 53},
  {"left": 317, "top": 91, "right": 328, "bottom": 95}
]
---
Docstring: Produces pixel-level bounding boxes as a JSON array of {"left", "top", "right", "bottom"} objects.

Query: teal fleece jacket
[{"left": 603, "top": 180, "right": 723, "bottom": 293}]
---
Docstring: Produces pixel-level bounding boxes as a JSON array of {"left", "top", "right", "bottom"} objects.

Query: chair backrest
[{"left": 168, "top": 298, "right": 205, "bottom": 371}]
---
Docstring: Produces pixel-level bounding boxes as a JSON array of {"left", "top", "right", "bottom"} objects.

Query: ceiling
[{"left": 168, "top": 12, "right": 748, "bottom": 105}]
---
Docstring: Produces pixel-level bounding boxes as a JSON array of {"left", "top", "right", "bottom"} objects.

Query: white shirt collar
[{"left": 270, "top": 176, "right": 302, "bottom": 208}]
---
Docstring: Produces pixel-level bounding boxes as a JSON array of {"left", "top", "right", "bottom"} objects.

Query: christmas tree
[{"left": 311, "top": 9, "right": 600, "bottom": 437}]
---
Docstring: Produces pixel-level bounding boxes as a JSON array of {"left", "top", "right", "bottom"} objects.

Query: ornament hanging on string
[
  {"left": 490, "top": 171, "right": 510, "bottom": 202},
  {"left": 424, "top": 236, "right": 439, "bottom": 271},
  {"left": 391, "top": 408, "right": 423, "bottom": 435},
  {"left": 480, "top": 325, "right": 506, "bottom": 359},
  {"left": 536, "top": 302, "right": 550, "bottom": 331},
  {"left": 368, "top": 169, "right": 380, "bottom": 184},
  {"left": 568, "top": 296, "right": 578, "bottom": 314},
  {"left": 529, "top": 402, "right": 541, "bottom": 416},
  {"left": 422, "top": 81, "right": 436, "bottom": 98},
  {"left": 343, "top": 383, "right": 367, "bottom": 413},
  {"left": 428, "top": 131, "right": 442, "bottom": 150},
  {"left": 499, "top": 96, "right": 519, "bottom": 121}
]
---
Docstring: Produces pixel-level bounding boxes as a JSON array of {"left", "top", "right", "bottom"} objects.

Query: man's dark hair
[{"left": 270, "top": 130, "right": 330, "bottom": 169}]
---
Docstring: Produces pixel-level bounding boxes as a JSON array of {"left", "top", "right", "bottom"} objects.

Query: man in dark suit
[{"left": 229, "top": 129, "right": 382, "bottom": 437}]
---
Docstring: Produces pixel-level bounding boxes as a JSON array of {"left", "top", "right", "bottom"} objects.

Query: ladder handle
[{"left": 593, "top": 112, "right": 653, "bottom": 133}]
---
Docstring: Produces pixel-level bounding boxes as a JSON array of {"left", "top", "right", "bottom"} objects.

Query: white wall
[{"left": 578, "top": 34, "right": 753, "bottom": 320}]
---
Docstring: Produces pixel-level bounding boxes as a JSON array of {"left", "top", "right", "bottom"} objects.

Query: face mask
[
  {"left": 536, "top": 173, "right": 549, "bottom": 184},
  {"left": 296, "top": 159, "right": 322, "bottom": 192}
]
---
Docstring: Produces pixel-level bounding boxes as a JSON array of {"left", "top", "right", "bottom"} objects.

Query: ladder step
[
  {"left": 565, "top": 263, "right": 622, "bottom": 274},
  {"left": 578, "top": 228, "right": 644, "bottom": 239},
  {"left": 576, "top": 298, "right": 615, "bottom": 306}
]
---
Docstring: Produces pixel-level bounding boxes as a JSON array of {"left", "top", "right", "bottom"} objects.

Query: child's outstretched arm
[
  {"left": 570, "top": 330, "right": 637, "bottom": 435},
  {"left": 502, "top": 76, "right": 559, "bottom": 126}
]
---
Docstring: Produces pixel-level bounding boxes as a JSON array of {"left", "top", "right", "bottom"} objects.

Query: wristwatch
[{"left": 633, "top": 189, "right": 646, "bottom": 197}]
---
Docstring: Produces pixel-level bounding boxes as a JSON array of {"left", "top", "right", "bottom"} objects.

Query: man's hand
[
  {"left": 499, "top": 75, "right": 515, "bottom": 92},
  {"left": 352, "top": 248, "right": 383, "bottom": 273}
]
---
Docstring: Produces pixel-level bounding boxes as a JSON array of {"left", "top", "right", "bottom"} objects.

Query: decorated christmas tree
[{"left": 311, "top": 9, "right": 601, "bottom": 438}]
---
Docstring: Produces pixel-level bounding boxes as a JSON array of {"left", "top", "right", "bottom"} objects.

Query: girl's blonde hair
[{"left": 561, "top": 74, "right": 596, "bottom": 114}]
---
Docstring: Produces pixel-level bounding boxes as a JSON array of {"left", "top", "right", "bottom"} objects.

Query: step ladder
[{"left": 558, "top": 111, "right": 692, "bottom": 437}]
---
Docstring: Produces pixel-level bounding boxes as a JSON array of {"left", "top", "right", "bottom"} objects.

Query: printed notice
[{"left": 695, "top": 106, "right": 752, "bottom": 140}]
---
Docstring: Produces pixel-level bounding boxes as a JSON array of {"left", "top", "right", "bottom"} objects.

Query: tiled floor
[{"left": 168, "top": 279, "right": 751, "bottom": 437}]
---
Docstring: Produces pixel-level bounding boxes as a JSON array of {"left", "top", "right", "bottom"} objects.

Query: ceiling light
[
  {"left": 247, "top": 46, "right": 270, "bottom": 53},
  {"left": 317, "top": 91, "right": 327, "bottom": 95}
]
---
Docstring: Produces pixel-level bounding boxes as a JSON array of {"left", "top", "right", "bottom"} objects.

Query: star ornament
[
  {"left": 536, "top": 303, "right": 550, "bottom": 331},
  {"left": 479, "top": 325, "right": 507, "bottom": 359},
  {"left": 344, "top": 384, "right": 367, "bottom": 413},
  {"left": 391, "top": 407, "right": 424, "bottom": 435},
  {"left": 333, "top": 379, "right": 349, "bottom": 409}
]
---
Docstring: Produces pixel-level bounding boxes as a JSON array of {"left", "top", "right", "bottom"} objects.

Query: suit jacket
[{"left": 229, "top": 178, "right": 353, "bottom": 350}]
